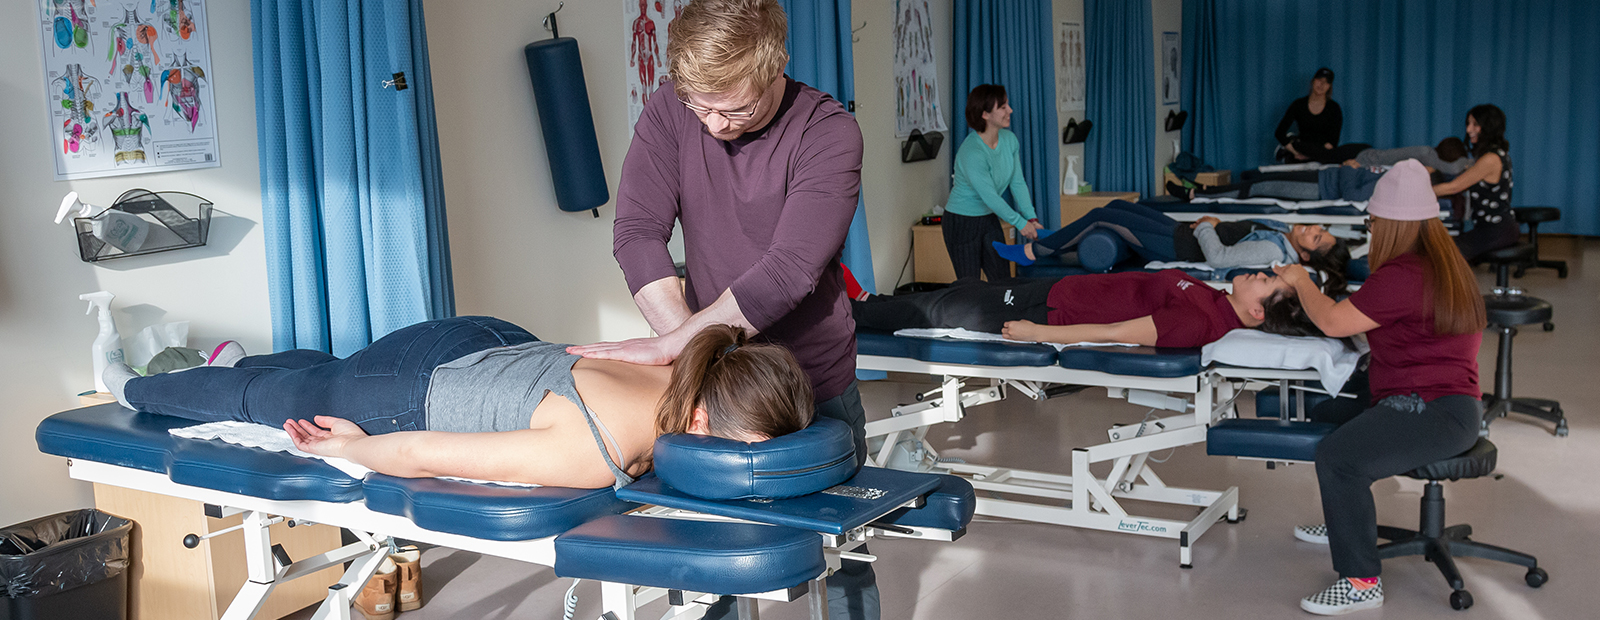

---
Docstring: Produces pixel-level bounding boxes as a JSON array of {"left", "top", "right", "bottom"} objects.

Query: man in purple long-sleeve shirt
[{"left": 567, "top": 2, "right": 876, "bottom": 617}]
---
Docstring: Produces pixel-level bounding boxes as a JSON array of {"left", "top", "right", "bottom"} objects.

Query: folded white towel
[
  {"left": 168, "top": 421, "right": 539, "bottom": 487},
  {"left": 1201, "top": 330, "right": 1361, "bottom": 396},
  {"left": 892, "top": 327, "right": 1138, "bottom": 351},
  {"left": 1190, "top": 196, "right": 1369, "bottom": 212}
]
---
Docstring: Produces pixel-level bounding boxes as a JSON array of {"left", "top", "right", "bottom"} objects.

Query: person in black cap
[{"left": 1274, "top": 67, "right": 1361, "bottom": 164}]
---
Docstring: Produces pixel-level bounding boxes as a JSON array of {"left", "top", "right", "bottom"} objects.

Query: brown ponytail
[
  {"left": 655, "top": 325, "right": 814, "bottom": 441},
  {"left": 1368, "top": 218, "right": 1486, "bottom": 335}
]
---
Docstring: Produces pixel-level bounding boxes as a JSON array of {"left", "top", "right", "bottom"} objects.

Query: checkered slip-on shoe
[
  {"left": 1294, "top": 524, "right": 1329, "bottom": 544},
  {"left": 1301, "top": 578, "right": 1384, "bottom": 615}
]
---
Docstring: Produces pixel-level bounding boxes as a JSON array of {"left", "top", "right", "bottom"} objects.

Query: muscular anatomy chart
[
  {"left": 36, "top": 0, "right": 219, "bottom": 179},
  {"left": 54, "top": 63, "right": 101, "bottom": 153},
  {"left": 160, "top": 53, "right": 205, "bottom": 131},
  {"left": 623, "top": 0, "right": 689, "bottom": 132},
  {"left": 893, "top": 0, "right": 946, "bottom": 138},
  {"left": 104, "top": 92, "right": 152, "bottom": 165}
]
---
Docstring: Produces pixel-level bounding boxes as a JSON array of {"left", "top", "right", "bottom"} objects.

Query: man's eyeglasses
[{"left": 679, "top": 97, "right": 761, "bottom": 121}]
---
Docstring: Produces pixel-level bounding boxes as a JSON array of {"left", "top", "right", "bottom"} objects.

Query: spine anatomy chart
[{"left": 37, "top": 0, "right": 220, "bottom": 180}]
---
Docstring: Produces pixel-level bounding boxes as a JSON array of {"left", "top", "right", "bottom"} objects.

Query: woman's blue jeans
[
  {"left": 125, "top": 317, "right": 537, "bottom": 434},
  {"left": 1032, "top": 200, "right": 1179, "bottom": 262}
]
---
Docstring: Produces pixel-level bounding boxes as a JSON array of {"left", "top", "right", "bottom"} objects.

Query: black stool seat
[
  {"left": 1482, "top": 243, "right": 1535, "bottom": 263},
  {"left": 1512, "top": 206, "right": 1560, "bottom": 224},
  {"left": 1404, "top": 437, "right": 1497, "bottom": 481},
  {"left": 1511, "top": 207, "right": 1569, "bottom": 279},
  {"left": 1485, "top": 295, "right": 1553, "bottom": 327},
  {"left": 1380, "top": 438, "right": 1546, "bottom": 610}
]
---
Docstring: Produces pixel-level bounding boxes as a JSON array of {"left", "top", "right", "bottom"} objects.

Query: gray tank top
[{"left": 423, "top": 341, "right": 635, "bottom": 488}]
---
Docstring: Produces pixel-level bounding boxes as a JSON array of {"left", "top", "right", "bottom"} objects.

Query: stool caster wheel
[
  {"left": 1526, "top": 567, "right": 1548, "bottom": 588},
  {"left": 1450, "top": 589, "right": 1473, "bottom": 610},
  {"left": 1555, "top": 422, "right": 1569, "bottom": 438},
  {"left": 1544, "top": 322, "right": 1555, "bottom": 332}
]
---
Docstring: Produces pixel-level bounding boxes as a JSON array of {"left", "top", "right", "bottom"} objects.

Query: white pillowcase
[{"left": 1201, "top": 329, "right": 1360, "bottom": 395}]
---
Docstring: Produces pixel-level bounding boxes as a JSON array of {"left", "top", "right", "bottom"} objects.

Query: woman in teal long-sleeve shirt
[{"left": 944, "top": 84, "right": 1041, "bottom": 281}]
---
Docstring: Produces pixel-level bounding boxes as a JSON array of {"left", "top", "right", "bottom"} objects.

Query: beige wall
[
  {"left": 1055, "top": 0, "right": 1184, "bottom": 200},
  {"left": 0, "top": 2, "right": 270, "bottom": 526},
  {"left": 427, "top": 0, "right": 954, "bottom": 325},
  {"left": 853, "top": 0, "right": 954, "bottom": 291}
]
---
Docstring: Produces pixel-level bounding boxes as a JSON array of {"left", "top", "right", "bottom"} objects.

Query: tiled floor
[{"left": 289, "top": 239, "right": 1597, "bottom": 619}]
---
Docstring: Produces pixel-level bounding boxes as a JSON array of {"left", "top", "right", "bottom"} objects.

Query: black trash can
[{"left": 1, "top": 509, "right": 132, "bottom": 620}]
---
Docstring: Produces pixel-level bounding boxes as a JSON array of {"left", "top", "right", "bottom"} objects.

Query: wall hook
[
  {"left": 851, "top": 20, "right": 867, "bottom": 43},
  {"left": 542, "top": 2, "right": 565, "bottom": 39}
]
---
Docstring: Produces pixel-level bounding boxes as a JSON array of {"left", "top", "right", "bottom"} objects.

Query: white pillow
[{"left": 1201, "top": 329, "right": 1360, "bottom": 395}]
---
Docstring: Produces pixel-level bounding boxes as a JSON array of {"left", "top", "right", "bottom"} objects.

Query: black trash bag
[{"left": 0, "top": 510, "right": 132, "bottom": 599}]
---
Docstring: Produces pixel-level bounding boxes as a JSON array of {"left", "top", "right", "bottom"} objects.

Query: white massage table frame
[
  {"left": 860, "top": 354, "right": 1242, "bottom": 568},
  {"left": 1165, "top": 211, "right": 1369, "bottom": 226},
  {"left": 64, "top": 458, "right": 949, "bottom": 620}
]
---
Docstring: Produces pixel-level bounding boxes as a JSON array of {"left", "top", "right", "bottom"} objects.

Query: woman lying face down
[
  {"left": 103, "top": 319, "right": 813, "bottom": 489},
  {"left": 852, "top": 269, "right": 1312, "bottom": 349}
]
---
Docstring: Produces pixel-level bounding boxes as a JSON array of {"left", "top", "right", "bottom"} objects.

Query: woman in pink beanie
[{"left": 1273, "top": 159, "right": 1487, "bottom": 615}]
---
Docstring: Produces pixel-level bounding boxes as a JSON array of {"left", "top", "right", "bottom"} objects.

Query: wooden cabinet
[
  {"left": 1058, "top": 191, "right": 1142, "bottom": 227},
  {"left": 912, "top": 221, "right": 1015, "bottom": 284},
  {"left": 80, "top": 393, "right": 342, "bottom": 620}
]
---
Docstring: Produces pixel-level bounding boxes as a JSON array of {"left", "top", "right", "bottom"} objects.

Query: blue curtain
[
  {"left": 1085, "top": 0, "right": 1156, "bottom": 199},
  {"left": 1182, "top": 0, "right": 1600, "bottom": 235},
  {"left": 782, "top": 0, "right": 876, "bottom": 296},
  {"left": 253, "top": 0, "right": 454, "bottom": 356},
  {"left": 952, "top": 0, "right": 1061, "bottom": 226}
]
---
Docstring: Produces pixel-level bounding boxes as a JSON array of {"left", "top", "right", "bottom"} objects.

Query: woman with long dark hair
[
  {"left": 101, "top": 319, "right": 812, "bottom": 489},
  {"left": 1433, "top": 104, "right": 1517, "bottom": 261},
  {"left": 1274, "top": 160, "right": 1485, "bottom": 615}
]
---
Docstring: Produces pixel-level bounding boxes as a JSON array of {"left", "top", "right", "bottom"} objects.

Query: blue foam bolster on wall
[{"left": 524, "top": 38, "right": 609, "bottom": 213}]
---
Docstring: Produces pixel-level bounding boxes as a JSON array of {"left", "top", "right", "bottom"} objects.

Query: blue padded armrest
[
  {"left": 1207, "top": 418, "right": 1338, "bottom": 462},
  {"left": 654, "top": 418, "right": 856, "bottom": 501},
  {"left": 1057, "top": 346, "right": 1202, "bottom": 378},
  {"left": 856, "top": 328, "right": 1059, "bottom": 367},
  {"left": 169, "top": 440, "right": 363, "bottom": 503},
  {"left": 38, "top": 405, "right": 362, "bottom": 503},
  {"left": 875, "top": 475, "right": 975, "bottom": 532},
  {"left": 364, "top": 475, "right": 634, "bottom": 541},
  {"left": 555, "top": 515, "right": 823, "bottom": 595},
  {"left": 37, "top": 405, "right": 189, "bottom": 473},
  {"left": 618, "top": 467, "right": 943, "bottom": 536}
]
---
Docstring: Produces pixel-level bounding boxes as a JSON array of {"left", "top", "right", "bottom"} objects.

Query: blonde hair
[{"left": 667, "top": 0, "right": 789, "bottom": 97}]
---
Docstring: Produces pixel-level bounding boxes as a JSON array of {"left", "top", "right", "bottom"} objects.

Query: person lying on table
[
  {"left": 853, "top": 270, "right": 1320, "bottom": 348},
  {"left": 100, "top": 317, "right": 810, "bottom": 490}
]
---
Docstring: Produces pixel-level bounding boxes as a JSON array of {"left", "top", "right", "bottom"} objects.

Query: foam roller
[
  {"left": 1078, "top": 228, "right": 1130, "bottom": 272},
  {"left": 524, "top": 38, "right": 609, "bottom": 213}
]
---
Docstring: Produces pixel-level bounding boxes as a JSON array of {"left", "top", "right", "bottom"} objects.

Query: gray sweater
[
  {"left": 1192, "top": 223, "right": 1294, "bottom": 269},
  {"left": 1354, "top": 146, "right": 1472, "bottom": 176}
]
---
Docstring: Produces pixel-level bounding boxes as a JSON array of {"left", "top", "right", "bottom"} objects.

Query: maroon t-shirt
[
  {"left": 1046, "top": 270, "right": 1244, "bottom": 348},
  {"left": 613, "top": 78, "right": 864, "bottom": 401},
  {"left": 1348, "top": 253, "right": 1481, "bottom": 402}
]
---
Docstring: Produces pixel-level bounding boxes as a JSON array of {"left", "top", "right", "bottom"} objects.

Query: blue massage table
[
  {"left": 857, "top": 328, "right": 1246, "bottom": 568},
  {"left": 36, "top": 405, "right": 975, "bottom": 620}
]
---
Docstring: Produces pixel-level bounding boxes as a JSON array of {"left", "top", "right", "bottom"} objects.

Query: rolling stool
[
  {"left": 1477, "top": 243, "right": 1536, "bottom": 288},
  {"left": 1510, "top": 207, "right": 1568, "bottom": 278},
  {"left": 1378, "top": 438, "right": 1547, "bottom": 610},
  {"left": 1483, "top": 293, "right": 1566, "bottom": 436}
]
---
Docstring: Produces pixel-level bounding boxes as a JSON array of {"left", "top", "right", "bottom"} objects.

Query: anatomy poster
[
  {"left": 893, "top": 0, "right": 945, "bottom": 138},
  {"left": 1057, "top": 21, "right": 1085, "bottom": 113},
  {"left": 624, "top": 0, "right": 689, "bottom": 133},
  {"left": 37, "top": 0, "right": 220, "bottom": 181},
  {"left": 1161, "top": 32, "right": 1180, "bottom": 105}
]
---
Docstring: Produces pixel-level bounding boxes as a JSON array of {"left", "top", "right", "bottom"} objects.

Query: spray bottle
[
  {"left": 80, "top": 291, "right": 125, "bottom": 392},
  {"left": 1062, "top": 156, "right": 1081, "bottom": 196}
]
